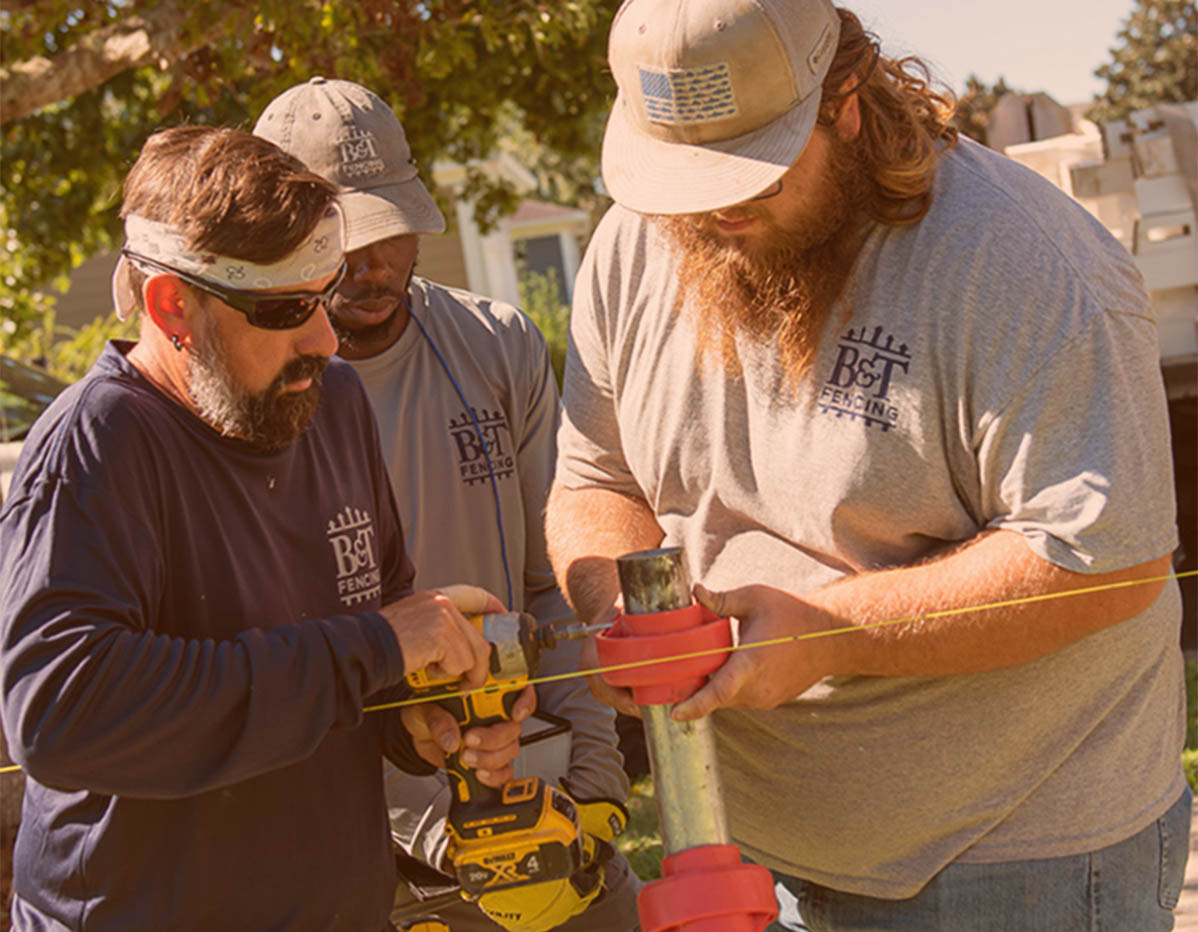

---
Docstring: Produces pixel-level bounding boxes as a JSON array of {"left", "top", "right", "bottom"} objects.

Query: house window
[{"left": 518, "top": 235, "right": 568, "bottom": 304}]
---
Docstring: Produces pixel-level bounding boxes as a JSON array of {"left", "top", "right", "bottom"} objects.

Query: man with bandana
[
  {"left": 546, "top": 1, "right": 1190, "bottom": 930},
  {"left": 254, "top": 80, "right": 641, "bottom": 932},
  {"left": 0, "top": 126, "right": 531, "bottom": 931}
]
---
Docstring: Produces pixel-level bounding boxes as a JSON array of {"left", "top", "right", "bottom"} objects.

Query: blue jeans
[{"left": 769, "top": 785, "right": 1192, "bottom": 932}]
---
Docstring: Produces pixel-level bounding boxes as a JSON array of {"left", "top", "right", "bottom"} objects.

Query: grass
[{"left": 616, "top": 774, "right": 663, "bottom": 881}]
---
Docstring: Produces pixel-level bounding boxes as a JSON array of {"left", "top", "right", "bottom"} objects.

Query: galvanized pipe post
[{"left": 616, "top": 547, "right": 730, "bottom": 856}]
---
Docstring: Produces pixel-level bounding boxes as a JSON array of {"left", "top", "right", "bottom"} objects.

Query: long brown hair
[{"left": 819, "top": 8, "right": 958, "bottom": 226}]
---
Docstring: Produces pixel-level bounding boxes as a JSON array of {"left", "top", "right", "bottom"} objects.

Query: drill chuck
[{"left": 534, "top": 620, "right": 615, "bottom": 649}]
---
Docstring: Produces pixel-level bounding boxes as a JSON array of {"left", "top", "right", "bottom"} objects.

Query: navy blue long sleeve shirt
[{"left": 0, "top": 342, "right": 432, "bottom": 930}]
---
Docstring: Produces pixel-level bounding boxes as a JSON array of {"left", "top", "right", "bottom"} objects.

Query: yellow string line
[
  {"left": 365, "top": 568, "right": 1196, "bottom": 711},
  {"left": 1, "top": 569, "right": 1193, "bottom": 776}
]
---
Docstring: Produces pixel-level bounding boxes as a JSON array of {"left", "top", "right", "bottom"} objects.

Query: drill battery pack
[{"left": 450, "top": 776, "right": 585, "bottom": 898}]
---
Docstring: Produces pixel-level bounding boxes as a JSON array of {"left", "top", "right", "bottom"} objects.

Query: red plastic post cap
[
  {"left": 637, "top": 844, "right": 779, "bottom": 932},
  {"left": 594, "top": 604, "right": 732, "bottom": 704}
]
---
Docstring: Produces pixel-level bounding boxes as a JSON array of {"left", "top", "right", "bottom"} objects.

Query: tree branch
[
  {"left": 0, "top": 0, "right": 45, "bottom": 14},
  {"left": 0, "top": 1, "right": 239, "bottom": 125}
]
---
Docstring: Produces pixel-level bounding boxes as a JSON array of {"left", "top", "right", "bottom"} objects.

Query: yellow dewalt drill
[{"left": 405, "top": 612, "right": 588, "bottom": 900}]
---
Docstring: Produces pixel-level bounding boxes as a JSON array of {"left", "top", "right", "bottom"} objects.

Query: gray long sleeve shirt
[{"left": 347, "top": 278, "right": 628, "bottom": 875}]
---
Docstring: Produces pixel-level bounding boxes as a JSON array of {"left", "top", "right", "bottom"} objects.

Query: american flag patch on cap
[{"left": 637, "top": 63, "right": 738, "bottom": 125}]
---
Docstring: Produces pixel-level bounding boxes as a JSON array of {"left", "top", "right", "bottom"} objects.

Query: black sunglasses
[{"left": 123, "top": 250, "right": 347, "bottom": 330}]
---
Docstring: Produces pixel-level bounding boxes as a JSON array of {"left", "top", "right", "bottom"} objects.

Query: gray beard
[{"left": 186, "top": 327, "right": 326, "bottom": 452}]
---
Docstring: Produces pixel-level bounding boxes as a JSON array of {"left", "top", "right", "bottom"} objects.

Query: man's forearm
[
  {"left": 674, "top": 528, "right": 1175, "bottom": 720},
  {"left": 545, "top": 482, "right": 664, "bottom": 624},
  {"left": 1, "top": 610, "right": 401, "bottom": 797},
  {"left": 811, "top": 529, "right": 1172, "bottom": 678}
]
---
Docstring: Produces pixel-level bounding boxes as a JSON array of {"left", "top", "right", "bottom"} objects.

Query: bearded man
[
  {"left": 546, "top": 1, "right": 1191, "bottom": 930},
  {"left": 0, "top": 126, "right": 531, "bottom": 931}
]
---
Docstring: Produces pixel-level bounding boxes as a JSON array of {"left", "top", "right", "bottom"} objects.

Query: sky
[{"left": 848, "top": 0, "right": 1136, "bottom": 105}]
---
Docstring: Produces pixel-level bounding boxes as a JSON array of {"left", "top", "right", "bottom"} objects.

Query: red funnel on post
[
  {"left": 596, "top": 603, "right": 778, "bottom": 932},
  {"left": 639, "top": 845, "right": 779, "bottom": 932}
]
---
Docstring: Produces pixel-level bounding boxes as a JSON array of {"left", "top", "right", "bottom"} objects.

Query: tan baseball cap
[
  {"left": 602, "top": 0, "right": 840, "bottom": 215},
  {"left": 254, "top": 77, "right": 446, "bottom": 252}
]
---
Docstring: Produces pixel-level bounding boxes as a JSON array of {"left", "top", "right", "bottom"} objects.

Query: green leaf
[{"left": 1, "top": 0, "right": 617, "bottom": 347}]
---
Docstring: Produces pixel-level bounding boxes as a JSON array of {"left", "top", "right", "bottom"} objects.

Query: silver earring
[{"left": 170, "top": 334, "right": 184, "bottom": 352}]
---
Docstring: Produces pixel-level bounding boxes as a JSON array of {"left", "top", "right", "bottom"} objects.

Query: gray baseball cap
[
  {"left": 602, "top": 0, "right": 840, "bottom": 215},
  {"left": 254, "top": 76, "right": 446, "bottom": 252}
]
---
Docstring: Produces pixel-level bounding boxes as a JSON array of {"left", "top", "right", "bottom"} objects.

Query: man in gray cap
[
  {"left": 255, "top": 78, "right": 640, "bottom": 931},
  {"left": 547, "top": 1, "right": 1189, "bottom": 930}
]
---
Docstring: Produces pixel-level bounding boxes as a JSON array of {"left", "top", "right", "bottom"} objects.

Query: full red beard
[{"left": 654, "top": 133, "right": 871, "bottom": 387}]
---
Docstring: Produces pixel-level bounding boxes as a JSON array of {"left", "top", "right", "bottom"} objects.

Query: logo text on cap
[{"left": 338, "top": 129, "right": 385, "bottom": 180}]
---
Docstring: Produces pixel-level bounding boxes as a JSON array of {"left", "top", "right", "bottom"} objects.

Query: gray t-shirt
[
  {"left": 557, "top": 136, "right": 1184, "bottom": 897},
  {"left": 349, "top": 278, "right": 628, "bottom": 872}
]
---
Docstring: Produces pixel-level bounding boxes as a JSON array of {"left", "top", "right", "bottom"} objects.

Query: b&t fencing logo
[
  {"left": 449, "top": 408, "right": 515, "bottom": 487},
  {"left": 817, "top": 325, "right": 911, "bottom": 431},
  {"left": 336, "top": 128, "right": 385, "bottom": 181},
  {"left": 327, "top": 505, "right": 381, "bottom": 607}
]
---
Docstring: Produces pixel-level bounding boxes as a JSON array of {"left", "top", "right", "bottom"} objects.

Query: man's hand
[
  {"left": 577, "top": 606, "right": 641, "bottom": 718},
  {"left": 379, "top": 585, "right": 502, "bottom": 691},
  {"left": 401, "top": 685, "right": 536, "bottom": 784},
  {"left": 671, "top": 583, "right": 836, "bottom": 722},
  {"left": 383, "top": 582, "right": 531, "bottom": 781}
]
